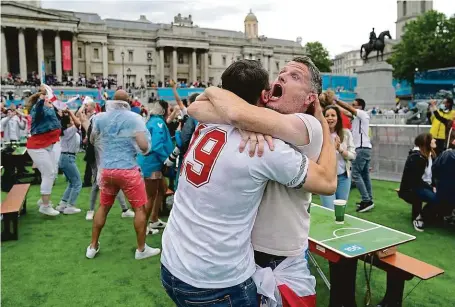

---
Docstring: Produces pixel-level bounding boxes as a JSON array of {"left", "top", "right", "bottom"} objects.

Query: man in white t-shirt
[
  {"left": 188, "top": 56, "right": 337, "bottom": 306},
  {"left": 335, "top": 98, "right": 374, "bottom": 213},
  {"left": 161, "top": 60, "right": 336, "bottom": 306}
]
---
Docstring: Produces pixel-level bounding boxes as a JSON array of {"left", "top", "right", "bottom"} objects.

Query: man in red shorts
[{"left": 86, "top": 90, "right": 160, "bottom": 260}]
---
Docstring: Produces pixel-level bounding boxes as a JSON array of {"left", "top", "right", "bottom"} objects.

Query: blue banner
[{"left": 157, "top": 88, "right": 204, "bottom": 101}]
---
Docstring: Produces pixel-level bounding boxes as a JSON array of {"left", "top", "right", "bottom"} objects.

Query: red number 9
[{"left": 184, "top": 128, "right": 227, "bottom": 187}]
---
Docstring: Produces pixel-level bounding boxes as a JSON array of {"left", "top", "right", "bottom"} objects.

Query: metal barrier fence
[
  {"left": 370, "top": 114, "right": 408, "bottom": 125},
  {"left": 370, "top": 124, "right": 431, "bottom": 182}
]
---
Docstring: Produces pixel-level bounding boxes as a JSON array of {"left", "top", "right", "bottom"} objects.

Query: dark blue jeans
[
  {"left": 352, "top": 148, "right": 373, "bottom": 202},
  {"left": 161, "top": 265, "right": 258, "bottom": 307}
]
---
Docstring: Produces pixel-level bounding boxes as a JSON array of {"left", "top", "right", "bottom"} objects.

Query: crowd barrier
[
  {"left": 370, "top": 114, "right": 408, "bottom": 125},
  {"left": 370, "top": 124, "right": 431, "bottom": 182}
]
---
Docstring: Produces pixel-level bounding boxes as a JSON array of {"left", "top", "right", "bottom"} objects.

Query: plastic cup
[{"left": 334, "top": 199, "right": 347, "bottom": 224}]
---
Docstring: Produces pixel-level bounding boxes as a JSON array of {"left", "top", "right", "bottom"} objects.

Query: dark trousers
[{"left": 83, "top": 161, "right": 93, "bottom": 185}]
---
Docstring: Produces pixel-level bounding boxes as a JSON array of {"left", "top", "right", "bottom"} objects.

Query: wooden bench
[
  {"left": 373, "top": 252, "right": 444, "bottom": 307},
  {"left": 1, "top": 184, "right": 30, "bottom": 241}
]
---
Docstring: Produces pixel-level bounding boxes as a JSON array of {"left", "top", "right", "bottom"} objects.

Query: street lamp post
[
  {"left": 121, "top": 51, "right": 125, "bottom": 88},
  {"left": 127, "top": 68, "right": 131, "bottom": 89}
]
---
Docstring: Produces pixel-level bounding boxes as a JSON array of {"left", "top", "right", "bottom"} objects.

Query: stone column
[
  {"left": 37, "top": 29, "right": 44, "bottom": 83},
  {"left": 191, "top": 49, "right": 197, "bottom": 83},
  {"left": 1, "top": 27, "right": 8, "bottom": 75},
  {"left": 159, "top": 48, "right": 164, "bottom": 83},
  {"left": 102, "top": 42, "right": 108, "bottom": 78},
  {"left": 268, "top": 56, "right": 273, "bottom": 79},
  {"left": 72, "top": 33, "right": 79, "bottom": 81},
  {"left": 262, "top": 55, "right": 268, "bottom": 71},
  {"left": 172, "top": 48, "right": 177, "bottom": 81},
  {"left": 54, "top": 31, "right": 62, "bottom": 82},
  {"left": 18, "top": 28, "right": 27, "bottom": 80},
  {"left": 203, "top": 51, "right": 209, "bottom": 84},
  {"left": 84, "top": 41, "right": 91, "bottom": 78}
]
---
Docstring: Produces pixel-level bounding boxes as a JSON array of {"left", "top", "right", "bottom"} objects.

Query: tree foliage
[
  {"left": 388, "top": 10, "right": 455, "bottom": 85},
  {"left": 304, "top": 42, "right": 332, "bottom": 72}
]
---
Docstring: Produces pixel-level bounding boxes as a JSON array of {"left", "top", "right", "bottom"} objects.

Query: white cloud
[{"left": 41, "top": 0, "right": 455, "bottom": 57}]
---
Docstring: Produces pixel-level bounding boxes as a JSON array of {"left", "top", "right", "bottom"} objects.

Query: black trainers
[
  {"left": 356, "top": 201, "right": 374, "bottom": 213},
  {"left": 413, "top": 218, "right": 424, "bottom": 232}
]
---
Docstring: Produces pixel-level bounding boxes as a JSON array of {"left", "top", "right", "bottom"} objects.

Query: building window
[
  {"left": 178, "top": 53, "right": 184, "bottom": 64},
  {"left": 93, "top": 48, "right": 100, "bottom": 60},
  {"left": 197, "top": 55, "right": 200, "bottom": 65},
  {"left": 276, "top": 61, "right": 280, "bottom": 70},
  {"left": 164, "top": 53, "right": 169, "bottom": 64},
  {"left": 108, "top": 50, "right": 114, "bottom": 61},
  {"left": 78, "top": 47, "right": 82, "bottom": 59},
  {"left": 208, "top": 55, "right": 212, "bottom": 66},
  {"left": 222, "top": 56, "right": 226, "bottom": 66},
  {"left": 403, "top": 1, "right": 407, "bottom": 16},
  {"left": 421, "top": 0, "right": 425, "bottom": 13},
  {"left": 128, "top": 51, "right": 133, "bottom": 62}
]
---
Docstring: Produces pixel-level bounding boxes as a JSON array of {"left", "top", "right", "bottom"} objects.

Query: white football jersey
[{"left": 161, "top": 123, "right": 309, "bottom": 289}]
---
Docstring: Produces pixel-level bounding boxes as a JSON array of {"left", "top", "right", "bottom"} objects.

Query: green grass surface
[{"left": 1, "top": 154, "right": 453, "bottom": 307}]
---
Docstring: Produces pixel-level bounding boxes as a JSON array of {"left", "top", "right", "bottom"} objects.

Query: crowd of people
[{"left": 1, "top": 52, "right": 454, "bottom": 306}]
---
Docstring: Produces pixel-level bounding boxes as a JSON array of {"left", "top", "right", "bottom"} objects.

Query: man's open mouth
[{"left": 269, "top": 83, "right": 283, "bottom": 101}]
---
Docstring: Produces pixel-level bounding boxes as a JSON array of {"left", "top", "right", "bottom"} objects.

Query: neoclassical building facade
[{"left": 1, "top": 1, "right": 306, "bottom": 86}]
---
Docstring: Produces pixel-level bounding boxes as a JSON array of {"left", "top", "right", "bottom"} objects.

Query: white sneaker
[
  {"left": 63, "top": 206, "right": 81, "bottom": 215},
  {"left": 146, "top": 226, "right": 159, "bottom": 235},
  {"left": 55, "top": 201, "right": 68, "bottom": 213},
  {"left": 86, "top": 242, "right": 100, "bottom": 259},
  {"left": 135, "top": 244, "right": 160, "bottom": 260},
  {"left": 86, "top": 210, "right": 95, "bottom": 220},
  {"left": 149, "top": 219, "right": 167, "bottom": 229},
  {"left": 121, "top": 209, "right": 135, "bottom": 218},
  {"left": 39, "top": 205, "right": 60, "bottom": 216}
]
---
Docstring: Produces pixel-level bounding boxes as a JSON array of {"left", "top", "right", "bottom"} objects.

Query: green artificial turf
[{"left": 1, "top": 154, "right": 453, "bottom": 307}]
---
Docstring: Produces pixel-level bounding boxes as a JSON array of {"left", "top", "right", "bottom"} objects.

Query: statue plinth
[{"left": 355, "top": 62, "right": 395, "bottom": 109}]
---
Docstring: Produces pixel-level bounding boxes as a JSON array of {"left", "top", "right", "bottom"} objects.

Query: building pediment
[{"left": 1, "top": 1, "right": 79, "bottom": 23}]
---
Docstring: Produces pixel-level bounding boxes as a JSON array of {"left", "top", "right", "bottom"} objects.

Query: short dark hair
[
  {"left": 189, "top": 93, "right": 199, "bottom": 103},
  {"left": 355, "top": 98, "right": 366, "bottom": 110},
  {"left": 292, "top": 56, "right": 322, "bottom": 95},
  {"left": 221, "top": 60, "right": 269, "bottom": 105}
]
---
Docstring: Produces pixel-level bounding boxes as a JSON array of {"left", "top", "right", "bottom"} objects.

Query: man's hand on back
[{"left": 238, "top": 129, "right": 274, "bottom": 158}]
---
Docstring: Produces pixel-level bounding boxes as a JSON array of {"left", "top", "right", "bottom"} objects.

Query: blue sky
[{"left": 42, "top": 0, "right": 455, "bottom": 57}]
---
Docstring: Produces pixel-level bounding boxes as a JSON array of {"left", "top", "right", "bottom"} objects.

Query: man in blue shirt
[{"left": 86, "top": 90, "right": 160, "bottom": 260}]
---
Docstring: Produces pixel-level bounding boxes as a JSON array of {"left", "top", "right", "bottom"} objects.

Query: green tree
[
  {"left": 304, "top": 42, "right": 332, "bottom": 72},
  {"left": 388, "top": 10, "right": 455, "bottom": 85}
]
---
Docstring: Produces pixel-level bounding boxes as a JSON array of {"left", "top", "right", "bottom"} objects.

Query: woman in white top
[
  {"left": 55, "top": 109, "right": 83, "bottom": 215},
  {"left": 320, "top": 106, "right": 357, "bottom": 209}
]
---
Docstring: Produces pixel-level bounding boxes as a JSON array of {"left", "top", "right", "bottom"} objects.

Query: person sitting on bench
[{"left": 399, "top": 133, "right": 440, "bottom": 232}]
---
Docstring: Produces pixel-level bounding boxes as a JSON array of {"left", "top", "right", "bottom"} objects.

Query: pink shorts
[{"left": 100, "top": 168, "right": 147, "bottom": 208}]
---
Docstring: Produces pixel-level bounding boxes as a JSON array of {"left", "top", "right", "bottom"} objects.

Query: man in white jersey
[
  {"left": 161, "top": 60, "right": 336, "bottom": 306},
  {"left": 189, "top": 56, "right": 337, "bottom": 306}
]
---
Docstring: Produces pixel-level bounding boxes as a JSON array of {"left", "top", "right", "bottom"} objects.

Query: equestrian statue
[{"left": 360, "top": 28, "right": 392, "bottom": 62}]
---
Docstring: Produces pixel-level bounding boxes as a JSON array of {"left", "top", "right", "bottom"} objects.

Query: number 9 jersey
[{"left": 161, "top": 123, "right": 309, "bottom": 290}]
